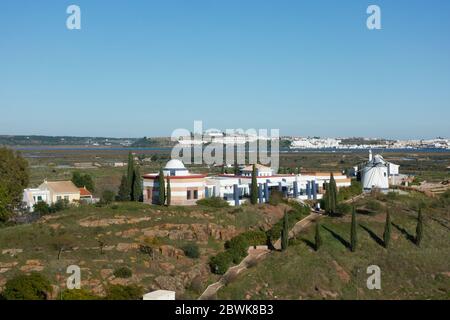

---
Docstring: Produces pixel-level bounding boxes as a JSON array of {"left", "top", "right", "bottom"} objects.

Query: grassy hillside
[
  {"left": 0, "top": 202, "right": 286, "bottom": 299},
  {"left": 218, "top": 192, "right": 450, "bottom": 300}
]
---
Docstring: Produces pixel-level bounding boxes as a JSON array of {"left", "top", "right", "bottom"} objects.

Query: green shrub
[
  {"left": 225, "top": 230, "right": 267, "bottom": 251},
  {"left": 105, "top": 284, "right": 143, "bottom": 300},
  {"left": 113, "top": 267, "right": 132, "bottom": 278},
  {"left": 50, "top": 199, "right": 70, "bottom": 213},
  {"left": 227, "top": 247, "right": 246, "bottom": 264},
  {"left": 337, "top": 180, "right": 362, "bottom": 202},
  {"left": 182, "top": 243, "right": 200, "bottom": 259},
  {"left": 366, "top": 200, "right": 382, "bottom": 212},
  {"left": 196, "top": 197, "right": 229, "bottom": 208},
  {"left": 336, "top": 203, "right": 352, "bottom": 216},
  {"left": 61, "top": 289, "right": 99, "bottom": 300},
  {"left": 101, "top": 190, "right": 115, "bottom": 204},
  {"left": 209, "top": 251, "right": 233, "bottom": 275},
  {"left": 33, "top": 201, "right": 50, "bottom": 215},
  {"left": 2, "top": 272, "right": 52, "bottom": 300},
  {"left": 241, "top": 230, "right": 267, "bottom": 245}
]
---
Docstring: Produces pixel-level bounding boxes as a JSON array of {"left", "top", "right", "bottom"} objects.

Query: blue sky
[{"left": 1, "top": 0, "right": 449, "bottom": 139}]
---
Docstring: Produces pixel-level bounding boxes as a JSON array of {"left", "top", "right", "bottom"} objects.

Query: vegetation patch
[{"left": 113, "top": 266, "right": 133, "bottom": 278}]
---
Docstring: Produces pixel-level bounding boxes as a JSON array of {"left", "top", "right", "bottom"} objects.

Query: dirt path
[
  {"left": 198, "top": 212, "right": 319, "bottom": 300},
  {"left": 343, "top": 193, "right": 367, "bottom": 204},
  {"left": 273, "top": 212, "right": 320, "bottom": 250},
  {"left": 198, "top": 248, "right": 270, "bottom": 300}
]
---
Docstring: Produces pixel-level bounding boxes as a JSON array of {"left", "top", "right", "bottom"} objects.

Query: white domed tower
[{"left": 163, "top": 159, "right": 189, "bottom": 176}]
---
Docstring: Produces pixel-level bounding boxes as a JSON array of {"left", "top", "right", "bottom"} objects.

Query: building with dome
[
  {"left": 143, "top": 159, "right": 351, "bottom": 206},
  {"left": 142, "top": 159, "right": 207, "bottom": 205}
]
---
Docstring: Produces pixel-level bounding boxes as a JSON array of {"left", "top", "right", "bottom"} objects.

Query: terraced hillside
[{"left": 0, "top": 202, "right": 287, "bottom": 299}]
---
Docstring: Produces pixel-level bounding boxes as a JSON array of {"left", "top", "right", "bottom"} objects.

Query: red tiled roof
[{"left": 79, "top": 187, "right": 92, "bottom": 196}]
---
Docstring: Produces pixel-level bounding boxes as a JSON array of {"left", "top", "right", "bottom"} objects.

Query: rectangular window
[
  {"left": 56, "top": 196, "right": 62, "bottom": 201},
  {"left": 187, "top": 190, "right": 191, "bottom": 200},
  {"left": 64, "top": 196, "right": 69, "bottom": 201},
  {"left": 37, "top": 196, "right": 42, "bottom": 201},
  {"left": 193, "top": 190, "right": 198, "bottom": 199}
]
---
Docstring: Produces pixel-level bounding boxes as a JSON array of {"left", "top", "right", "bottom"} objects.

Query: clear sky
[{"left": 1, "top": 0, "right": 449, "bottom": 139}]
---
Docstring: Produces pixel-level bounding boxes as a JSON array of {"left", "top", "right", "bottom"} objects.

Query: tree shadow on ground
[
  {"left": 392, "top": 222, "right": 416, "bottom": 244},
  {"left": 322, "top": 225, "right": 351, "bottom": 250},
  {"left": 300, "top": 238, "right": 316, "bottom": 251},
  {"left": 267, "top": 237, "right": 276, "bottom": 251},
  {"left": 359, "top": 224, "right": 385, "bottom": 247},
  {"left": 431, "top": 217, "right": 450, "bottom": 231}
]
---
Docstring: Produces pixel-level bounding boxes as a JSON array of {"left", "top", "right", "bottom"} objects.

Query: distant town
[{"left": 1, "top": 134, "right": 449, "bottom": 150}]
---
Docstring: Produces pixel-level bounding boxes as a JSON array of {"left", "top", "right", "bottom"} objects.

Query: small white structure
[
  {"left": 22, "top": 180, "right": 82, "bottom": 212},
  {"left": 360, "top": 150, "right": 399, "bottom": 192},
  {"left": 22, "top": 188, "right": 51, "bottom": 212},
  {"left": 240, "top": 164, "right": 274, "bottom": 177},
  {"left": 142, "top": 290, "right": 176, "bottom": 300}
]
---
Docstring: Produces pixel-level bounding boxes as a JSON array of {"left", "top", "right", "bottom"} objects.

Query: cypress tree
[
  {"left": 132, "top": 166, "right": 142, "bottom": 202},
  {"left": 329, "top": 173, "right": 337, "bottom": 214},
  {"left": 383, "top": 209, "right": 391, "bottom": 248},
  {"left": 166, "top": 178, "right": 171, "bottom": 206},
  {"left": 117, "top": 175, "right": 130, "bottom": 201},
  {"left": 281, "top": 210, "right": 289, "bottom": 251},
  {"left": 250, "top": 164, "right": 258, "bottom": 205},
  {"left": 221, "top": 165, "right": 225, "bottom": 174},
  {"left": 234, "top": 160, "right": 239, "bottom": 176},
  {"left": 324, "top": 183, "right": 331, "bottom": 214},
  {"left": 126, "top": 152, "right": 134, "bottom": 198},
  {"left": 315, "top": 222, "right": 322, "bottom": 251},
  {"left": 416, "top": 208, "right": 423, "bottom": 246},
  {"left": 350, "top": 206, "right": 357, "bottom": 252},
  {"left": 158, "top": 169, "right": 166, "bottom": 206}
]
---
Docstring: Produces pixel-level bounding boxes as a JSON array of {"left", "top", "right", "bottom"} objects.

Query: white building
[
  {"left": 360, "top": 150, "right": 400, "bottom": 192},
  {"left": 22, "top": 188, "right": 51, "bottom": 212},
  {"left": 22, "top": 180, "right": 82, "bottom": 212},
  {"left": 143, "top": 290, "right": 175, "bottom": 300},
  {"left": 240, "top": 164, "right": 274, "bottom": 177},
  {"left": 142, "top": 159, "right": 206, "bottom": 205},
  {"left": 206, "top": 164, "right": 351, "bottom": 205},
  {"left": 142, "top": 159, "right": 352, "bottom": 207}
]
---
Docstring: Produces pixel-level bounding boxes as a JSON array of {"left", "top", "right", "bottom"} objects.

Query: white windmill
[{"left": 360, "top": 150, "right": 389, "bottom": 191}]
